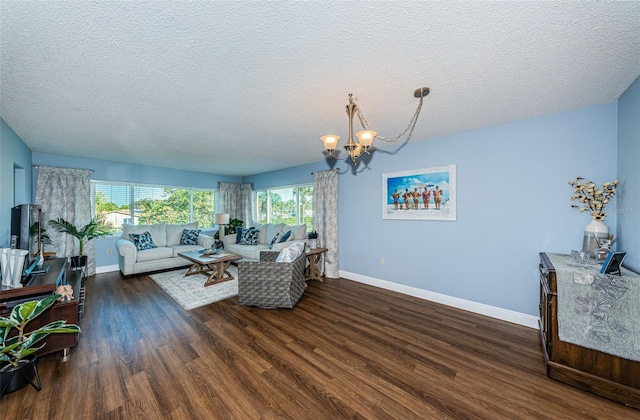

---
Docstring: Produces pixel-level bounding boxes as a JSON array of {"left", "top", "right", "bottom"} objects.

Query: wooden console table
[
  {"left": 304, "top": 247, "right": 327, "bottom": 283},
  {"left": 539, "top": 252, "right": 639, "bottom": 409},
  {"left": 0, "top": 258, "right": 83, "bottom": 358}
]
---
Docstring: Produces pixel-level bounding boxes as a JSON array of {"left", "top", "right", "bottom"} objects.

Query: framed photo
[
  {"left": 382, "top": 164, "right": 456, "bottom": 221},
  {"left": 600, "top": 251, "right": 626, "bottom": 276}
]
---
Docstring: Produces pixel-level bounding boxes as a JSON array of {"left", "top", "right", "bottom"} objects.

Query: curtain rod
[{"left": 32, "top": 164, "right": 94, "bottom": 173}]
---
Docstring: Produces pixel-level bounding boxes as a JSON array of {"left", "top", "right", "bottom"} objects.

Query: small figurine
[{"left": 55, "top": 284, "right": 74, "bottom": 302}]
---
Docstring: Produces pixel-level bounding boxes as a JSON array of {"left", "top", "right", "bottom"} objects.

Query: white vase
[{"left": 582, "top": 219, "right": 609, "bottom": 255}]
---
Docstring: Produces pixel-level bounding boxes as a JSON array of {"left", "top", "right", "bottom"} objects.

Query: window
[
  {"left": 254, "top": 184, "right": 313, "bottom": 230},
  {"left": 92, "top": 181, "right": 215, "bottom": 234}
]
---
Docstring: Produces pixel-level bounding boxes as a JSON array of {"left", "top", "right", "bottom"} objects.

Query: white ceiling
[{"left": 1, "top": 1, "right": 639, "bottom": 177}]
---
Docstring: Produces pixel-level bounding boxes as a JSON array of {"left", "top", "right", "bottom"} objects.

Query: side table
[{"left": 304, "top": 247, "right": 327, "bottom": 283}]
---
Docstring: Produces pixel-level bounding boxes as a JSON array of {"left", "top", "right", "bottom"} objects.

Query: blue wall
[
  {"left": 1, "top": 117, "right": 33, "bottom": 248},
  {"left": 617, "top": 76, "right": 640, "bottom": 272},
  {"left": 247, "top": 102, "right": 620, "bottom": 316}
]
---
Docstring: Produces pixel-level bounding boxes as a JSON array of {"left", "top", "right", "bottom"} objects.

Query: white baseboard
[
  {"left": 96, "top": 264, "right": 120, "bottom": 274},
  {"left": 339, "top": 270, "right": 539, "bottom": 329}
]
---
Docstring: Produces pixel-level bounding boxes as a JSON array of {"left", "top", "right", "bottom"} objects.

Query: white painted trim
[
  {"left": 339, "top": 270, "right": 539, "bottom": 329},
  {"left": 96, "top": 264, "right": 120, "bottom": 274}
]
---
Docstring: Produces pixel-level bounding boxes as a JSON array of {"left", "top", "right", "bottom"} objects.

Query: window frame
[
  {"left": 91, "top": 180, "right": 216, "bottom": 235},
  {"left": 253, "top": 183, "right": 313, "bottom": 229}
]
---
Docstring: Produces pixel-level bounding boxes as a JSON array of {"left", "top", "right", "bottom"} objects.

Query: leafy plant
[
  {"left": 0, "top": 294, "right": 81, "bottom": 369},
  {"left": 226, "top": 218, "right": 243, "bottom": 236},
  {"left": 48, "top": 216, "right": 113, "bottom": 256},
  {"left": 308, "top": 231, "right": 318, "bottom": 239}
]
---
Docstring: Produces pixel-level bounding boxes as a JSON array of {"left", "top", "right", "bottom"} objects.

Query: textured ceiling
[{"left": 1, "top": 1, "right": 639, "bottom": 177}]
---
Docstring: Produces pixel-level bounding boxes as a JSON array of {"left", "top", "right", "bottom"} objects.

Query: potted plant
[
  {"left": 48, "top": 216, "right": 112, "bottom": 267},
  {"left": 213, "top": 218, "right": 243, "bottom": 240},
  {"left": 307, "top": 230, "right": 318, "bottom": 248},
  {"left": 0, "top": 294, "right": 81, "bottom": 397}
]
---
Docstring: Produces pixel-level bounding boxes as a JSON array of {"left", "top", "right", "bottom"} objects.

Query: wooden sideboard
[
  {"left": 539, "top": 252, "right": 640, "bottom": 409},
  {"left": 0, "top": 258, "right": 83, "bottom": 357}
]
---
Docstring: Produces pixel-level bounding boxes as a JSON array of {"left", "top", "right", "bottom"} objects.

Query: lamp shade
[
  {"left": 355, "top": 130, "right": 377, "bottom": 147},
  {"left": 215, "top": 213, "right": 229, "bottom": 225},
  {"left": 320, "top": 135, "right": 340, "bottom": 151}
]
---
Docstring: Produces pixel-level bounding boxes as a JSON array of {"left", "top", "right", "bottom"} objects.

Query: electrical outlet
[
  {"left": 380, "top": 258, "right": 385, "bottom": 266},
  {"left": 106, "top": 248, "right": 112, "bottom": 255}
]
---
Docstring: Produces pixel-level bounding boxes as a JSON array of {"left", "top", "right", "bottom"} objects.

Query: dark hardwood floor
[{"left": 2, "top": 270, "right": 637, "bottom": 419}]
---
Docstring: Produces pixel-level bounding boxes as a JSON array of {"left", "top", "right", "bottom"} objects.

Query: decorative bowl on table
[{"left": 201, "top": 248, "right": 219, "bottom": 256}]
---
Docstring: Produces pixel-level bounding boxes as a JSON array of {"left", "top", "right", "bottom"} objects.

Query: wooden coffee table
[{"left": 178, "top": 250, "right": 241, "bottom": 287}]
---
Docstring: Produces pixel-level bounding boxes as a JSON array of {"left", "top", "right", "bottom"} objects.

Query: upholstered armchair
[{"left": 237, "top": 251, "right": 306, "bottom": 309}]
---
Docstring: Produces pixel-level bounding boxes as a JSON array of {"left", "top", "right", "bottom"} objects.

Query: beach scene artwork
[{"left": 382, "top": 165, "right": 456, "bottom": 221}]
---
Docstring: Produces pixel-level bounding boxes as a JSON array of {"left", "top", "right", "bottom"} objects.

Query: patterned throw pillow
[
  {"left": 129, "top": 231, "right": 157, "bottom": 251},
  {"left": 269, "top": 232, "right": 280, "bottom": 249},
  {"left": 240, "top": 227, "right": 260, "bottom": 245},
  {"left": 180, "top": 229, "right": 201, "bottom": 245}
]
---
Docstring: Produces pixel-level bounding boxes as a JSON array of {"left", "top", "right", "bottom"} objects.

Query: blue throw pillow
[
  {"left": 278, "top": 230, "right": 292, "bottom": 243},
  {"left": 269, "top": 232, "right": 280, "bottom": 249},
  {"left": 235, "top": 228, "right": 244, "bottom": 243},
  {"left": 129, "top": 231, "right": 157, "bottom": 251},
  {"left": 180, "top": 229, "right": 201, "bottom": 245}
]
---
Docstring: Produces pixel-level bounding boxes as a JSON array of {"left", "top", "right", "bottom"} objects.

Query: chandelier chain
[{"left": 355, "top": 95, "right": 424, "bottom": 143}]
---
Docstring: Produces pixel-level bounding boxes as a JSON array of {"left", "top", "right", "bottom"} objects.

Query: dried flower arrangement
[{"left": 568, "top": 177, "right": 618, "bottom": 221}]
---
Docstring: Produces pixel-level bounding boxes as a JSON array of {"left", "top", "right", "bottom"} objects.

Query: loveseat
[
  {"left": 116, "top": 222, "right": 214, "bottom": 276},
  {"left": 222, "top": 223, "right": 307, "bottom": 260}
]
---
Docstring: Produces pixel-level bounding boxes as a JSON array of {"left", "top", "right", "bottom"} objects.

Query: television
[{"left": 10, "top": 204, "right": 43, "bottom": 269}]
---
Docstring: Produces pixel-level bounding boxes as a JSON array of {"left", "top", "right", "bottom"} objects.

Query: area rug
[{"left": 150, "top": 266, "right": 238, "bottom": 310}]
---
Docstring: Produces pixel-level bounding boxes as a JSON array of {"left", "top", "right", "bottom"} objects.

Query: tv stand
[{"left": 0, "top": 258, "right": 83, "bottom": 358}]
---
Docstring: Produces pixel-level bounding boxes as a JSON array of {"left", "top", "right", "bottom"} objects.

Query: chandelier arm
[{"left": 355, "top": 95, "right": 424, "bottom": 143}]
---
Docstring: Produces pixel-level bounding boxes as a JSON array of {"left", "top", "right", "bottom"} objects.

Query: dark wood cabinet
[
  {"left": 539, "top": 252, "right": 640, "bottom": 409},
  {"left": 0, "top": 258, "right": 83, "bottom": 357}
]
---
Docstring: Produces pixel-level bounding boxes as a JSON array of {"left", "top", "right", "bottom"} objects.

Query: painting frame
[{"left": 382, "top": 164, "right": 456, "bottom": 221}]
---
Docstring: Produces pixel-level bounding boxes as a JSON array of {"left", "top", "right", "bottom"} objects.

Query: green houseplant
[
  {"left": 0, "top": 294, "right": 81, "bottom": 396},
  {"left": 48, "top": 216, "right": 112, "bottom": 266}
]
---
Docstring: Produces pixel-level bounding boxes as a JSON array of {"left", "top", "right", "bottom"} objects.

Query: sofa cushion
[
  {"left": 265, "top": 224, "right": 283, "bottom": 244},
  {"left": 123, "top": 223, "right": 167, "bottom": 247},
  {"left": 171, "top": 244, "right": 203, "bottom": 256},
  {"left": 166, "top": 222, "right": 198, "bottom": 246},
  {"left": 252, "top": 223, "right": 268, "bottom": 244},
  {"left": 279, "top": 230, "right": 292, "bottom": 243},
  {"left": 276, "top": 242, "right": 305, "bottom": 263},
  {"left": 129, "top": 231, "right": 157, "bottom": 251},
  {"left": 240, "top": 227, "right": 260, "bottom": 245},
  {"left": 180, "top": 228, "right": 201, "bottom": 245},
  {"left": 136, "top": 246, "right": 174, "bottom": 262},
  {"left": 289, "top": 224, "right": 308, "bottom": 240}
]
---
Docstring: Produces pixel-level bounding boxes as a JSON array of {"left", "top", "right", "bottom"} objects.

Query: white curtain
[
  {"left": 35, "top": 167, "right": 96, "bottom": 276},
  {"left": 313, "top": 169, "right": 339, "bottom": 278},
  {"left": 219, "top": 183, "right": 253, "bottom": 226}
]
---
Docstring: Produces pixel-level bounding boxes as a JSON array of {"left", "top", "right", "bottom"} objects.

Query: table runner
[{"left": 548, "top": 253, "right": 640, "bottom": 362}]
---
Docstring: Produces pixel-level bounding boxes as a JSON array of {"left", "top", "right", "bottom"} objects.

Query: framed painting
[{"left": 382, "top": 164, "right": 456, "bottom": 221}]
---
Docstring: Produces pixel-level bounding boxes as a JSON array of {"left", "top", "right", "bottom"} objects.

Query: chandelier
[{"left": 320, "top": 87, "right": 430, "bottom": 164}]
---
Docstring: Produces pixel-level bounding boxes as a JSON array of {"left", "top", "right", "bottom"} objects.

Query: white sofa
[
  {"left": 116, "top": 222, "right": 214, "bottom": 276},
  {"left": 222, "top": 223, "right": 307, "bottom": 260}
]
